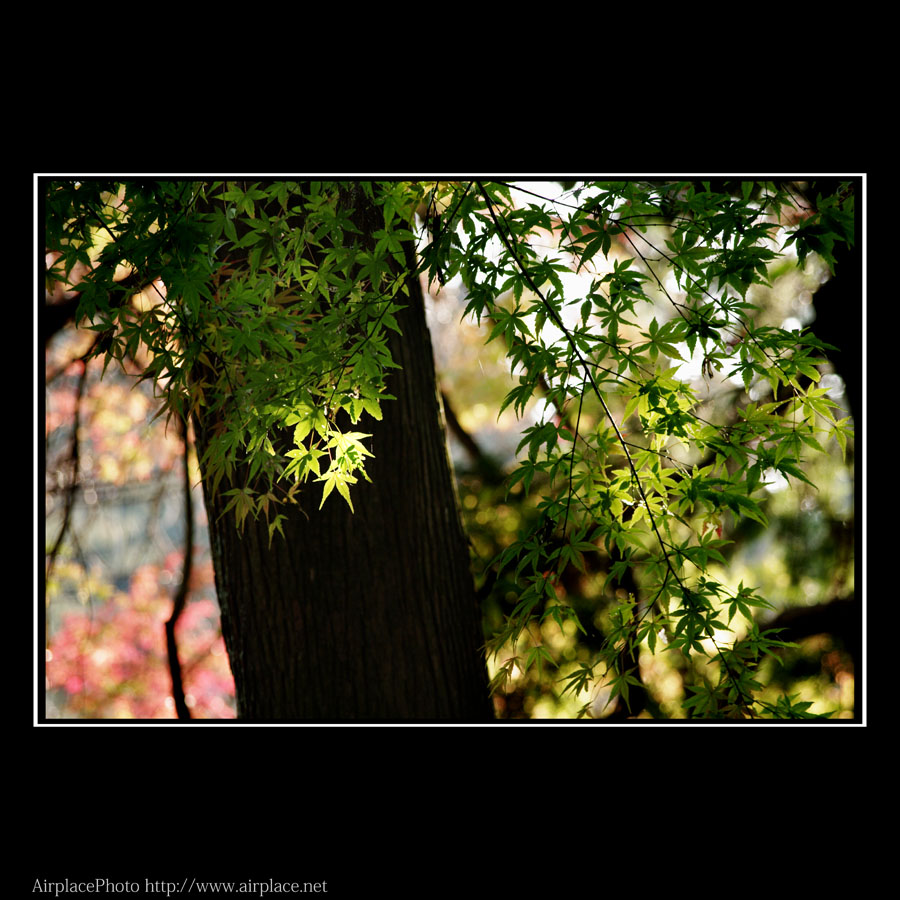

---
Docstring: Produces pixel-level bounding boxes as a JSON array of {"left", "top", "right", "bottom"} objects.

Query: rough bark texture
[{"left": 194, "top": 191, "right": 492, "bottom": 721}]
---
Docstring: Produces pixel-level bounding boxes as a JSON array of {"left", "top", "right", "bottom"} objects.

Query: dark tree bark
[{"left": 193, "top": 189, "right": 492, "bottom": 721}]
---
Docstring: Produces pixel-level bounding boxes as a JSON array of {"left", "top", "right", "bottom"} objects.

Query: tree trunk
[{"left": 193, "top": 192, "right": 492, "bottom": 721}]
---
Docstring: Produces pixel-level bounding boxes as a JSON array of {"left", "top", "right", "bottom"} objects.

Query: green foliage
[
  {"left": 420, "top": 179, "right": 853, "bottom": 720},
  {"left": 45, "top": 180, "right": 420, "bottom": 529},
  {"left": 45, "top": 177, "right": 855, "bottom": 720}
]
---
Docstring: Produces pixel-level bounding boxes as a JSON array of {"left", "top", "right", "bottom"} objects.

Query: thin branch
[
  {"left": 164, "top": 418, "right": 194, "bottom": 720},
  {"left": 46, "top": 358, "right": 89, "bottom": 585},
  {"left": 559, "top": 378, "right": 585, "bottom": 541}
]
